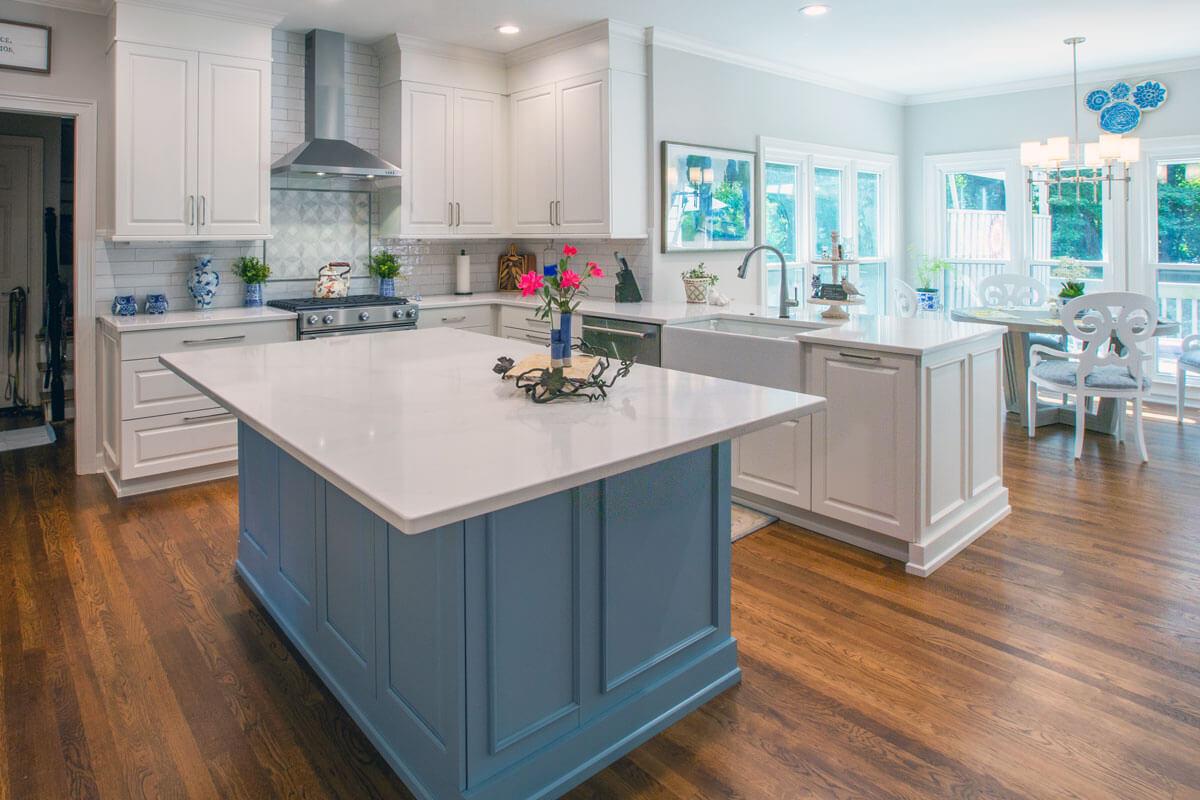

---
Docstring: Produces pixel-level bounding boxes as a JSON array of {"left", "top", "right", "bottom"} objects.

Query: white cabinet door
[
  {"left": 403, "top": 83, "right": 454, "bottom": 234},
  {"left": 809, "top": 347, "right": 917, "bottom": 541},
  {"left": 197, "top": 53, "right": 270, "bottom": 237},
  {"left": 732, "top": 418, "right": 812, "bottom": 510},
  {"left": 556, "top": 71, "right": 609, "bottom": 234},
  {"left": 454, "top": 89, "right": 505, "bottom": 235},
  {"left": 510, "top": 84, "right": 557, "bottom": 234},
  {"left": 114, "top": 43, "right": 197, "bottom": 238}
]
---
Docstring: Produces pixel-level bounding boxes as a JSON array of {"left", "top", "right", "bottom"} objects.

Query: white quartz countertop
[
  {"left": 793, "top": 315, "right": 1003, "bottom": 356},
  {"left": 416, "top": 291, "right": 836, "bottom": 326},
  {"left": 98, "top": 306, "right": 296, "bottom": 333},
  {"left": 161, "top": 328, "right": 825, "bottom": 535}
]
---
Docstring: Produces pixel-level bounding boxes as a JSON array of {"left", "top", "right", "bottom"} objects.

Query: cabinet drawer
[
  {"left": 119, "top": 409, "right": 238, "bottom": 480},
  {"left": 503, "top": 326, "right": 552, "bottom": 345},
  {"left": 498, "top": 305, "right": 550, "bottom": 332},
  {"left": 120, "top": 357, "right": 213, "bottom": 420},
  {"left": 120, "top": 320, "right": 295, "bottom": 361},
  {"left": 420, "top": 305, "right": 495, "bottom": 331}
]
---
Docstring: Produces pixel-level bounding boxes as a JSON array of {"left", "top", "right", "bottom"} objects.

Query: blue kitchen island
[{"left": 162, "top": 328, "right": 824, "bottom": 800}]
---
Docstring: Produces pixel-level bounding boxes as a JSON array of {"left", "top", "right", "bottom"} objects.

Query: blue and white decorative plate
[
  {"left": 1084, "top": 89, "right": 1110, "bottom": 111},
  {"left": 1132, "top": 80, "right": 1167, "bottom": 110},
  {"left": 1110, "top": 82, "right": 1131, "bottom": 100},
  {"left": 1099, "top": 101, "right": 1141, "bottom": 134}
]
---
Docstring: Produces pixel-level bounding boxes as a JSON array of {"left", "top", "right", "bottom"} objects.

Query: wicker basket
[{"left": 683, "top": 277, "right": 710, "bottom": 304}]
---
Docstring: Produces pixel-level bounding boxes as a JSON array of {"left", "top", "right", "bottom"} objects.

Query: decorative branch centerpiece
[{"left": 497, "top": 245, "right": 635, "bottom": 402}]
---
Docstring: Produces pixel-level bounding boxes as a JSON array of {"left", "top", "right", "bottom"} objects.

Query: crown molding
[
  {"left": 905, "top": 55, "right": 1200, "bottom": 106},
  {"left": 112, "top": 0, "right": 283, "bottom": 28},
  {"left": 8, "top": 0, "right": 110, "bottom": 17},
  {"left": 504, "top": 20, "right": 612, "bottom": 67},
  {"left": 374, "top": 32, "right": 506, "bottom": 67},
  {"left": 647, "top": 27, "right": 906, "bottom": 106}
]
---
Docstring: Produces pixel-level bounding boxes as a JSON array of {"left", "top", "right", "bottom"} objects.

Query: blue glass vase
[
  {"left": 244, "top": 282, "right": 263, "bottom": 307},
  {"left": 551, "top": 311, "right": 573, "bottom": 369},
  {"left": 379, "top": 277, "right": 395, "bottom": 297}
]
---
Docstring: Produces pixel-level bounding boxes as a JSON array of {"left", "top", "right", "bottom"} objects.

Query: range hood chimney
[{"left": 271, "top": 29, "right": 400, "bottom": 180}]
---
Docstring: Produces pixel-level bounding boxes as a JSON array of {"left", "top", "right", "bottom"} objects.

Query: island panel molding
[{"left": 235, "top": 424, "right": 742, "bottom": 800}]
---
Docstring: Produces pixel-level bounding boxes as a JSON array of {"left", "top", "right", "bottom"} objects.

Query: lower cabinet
[
  {"left": 100, "top": 317, "right": 294, "bottom": 496},
  {"left": 732, "top": 417, "right": 812, "bottom": 510},
  {"left": 808, "top": 346, "right": 918, "bottom": 541},
  {"left": 417, "top": 304, "right": 496, "bottom": 335}
]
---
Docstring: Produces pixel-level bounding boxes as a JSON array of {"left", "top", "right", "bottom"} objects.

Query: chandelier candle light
[
  {"left": 1020, "top": 36, "right": 1140, "bottom": 199},
  {"left": 517, "top": 245, "right": 604, "bottom": 370}
]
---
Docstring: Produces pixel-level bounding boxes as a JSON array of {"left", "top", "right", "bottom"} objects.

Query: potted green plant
[
  {"left": 368, "top": 250, "right": 406, "bottom": 297},
  {"left": 681, "top": 263, "right": 718, "bottom": 304},
  {"left": 232, "top": 256, "right": 270, "bottom": 307},
  {"left": 1053, "top": 256, "right": 1087, "bottom": 299},
  {"left": 911, "top": 249, "right": 954, "bottom": 312}
]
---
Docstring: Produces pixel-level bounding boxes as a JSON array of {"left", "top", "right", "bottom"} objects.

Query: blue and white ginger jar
[{"left": 187, "top": 254, "right": 220, "bottom": 309}]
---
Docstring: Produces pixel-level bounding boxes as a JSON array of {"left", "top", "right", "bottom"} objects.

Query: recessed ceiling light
[
  {"left": 496, "top": 24, "right": 520, "bottom": 35},
  {"left": 800, "top": 4, "right": 830, "bottom": 16}
]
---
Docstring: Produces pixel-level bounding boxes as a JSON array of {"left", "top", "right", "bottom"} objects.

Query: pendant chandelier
[{"left": 1020, "top": 36, "right": 1139, "bottom": 199}]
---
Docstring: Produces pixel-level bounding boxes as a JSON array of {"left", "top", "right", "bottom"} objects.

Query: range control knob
[
  {"left": 359, "top": 311, "right": 371, "bottom": 322},
  {"left": 322, "top": 314, "right": 334, "bottom": 325},
  {"left": 393, "top": 309, "right": 405, "bottom": 319},
  {"left": 306, "top": 314, "right": 319, "bottom": 325},
  {"left": 406, "top": 309, "right": 417, "bottom": 319}
]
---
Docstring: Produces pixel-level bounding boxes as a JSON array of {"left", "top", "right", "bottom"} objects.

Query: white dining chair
[
  {"left": 977, "top": 273, "right": 1066, "bottom": 352},
  {"left": 1027, "top": 292, "right": 1157, "bottom": 462},
  {"left": 1178, "top": 334, "right": 1200, "bottom": 424},
  {"left": 893, "top": 279, "right": 918, "bottom": 318}
]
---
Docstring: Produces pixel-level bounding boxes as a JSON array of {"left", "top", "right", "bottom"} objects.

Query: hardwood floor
[{"left": 2, "top": 410, "right": 1197, "bottom": 799}]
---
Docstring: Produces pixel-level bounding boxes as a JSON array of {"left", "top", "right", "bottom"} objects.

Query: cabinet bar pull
[
  {"left": 581, "top": 325, "right": 653, "bottom": 339},
  {"left": 187, "top": 195, "right": 195, "bottom": 225},
  {"left": 200, "top": 196, "right": 207, "bottom": 226},
  {"left": 524, "top": 317, "right": 549, "bottom": 325},
  {"left": 524, "top": 333, "right": 551, "bottom": 344},
  {"left": 556, "top": 201, "right": 561, "bottom": 226},
  {"left": 182, "top": 411, "right": 232, "bottom": 423},
  {"left": 838, "top": 351, "right": 881, "bottom": 362},
  {"left": 455, "top": 202, "right": 461, "bottom": 227},
  {"left": 441, "top": 315, "right": 467, "bottom": 323},
  {"left": 549, "top": 201, "right": 554, "bottom": 225},
  {"left": 181, "top": 334, "right": 246, "bottom": 345},
  {"left": 448, "top": 202, "right": 453, "bottom": 225}
]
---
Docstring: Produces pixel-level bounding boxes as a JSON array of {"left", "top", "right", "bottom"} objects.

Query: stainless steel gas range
[{"left": 267, "top": 295, "right": 421, "bottom": 339}]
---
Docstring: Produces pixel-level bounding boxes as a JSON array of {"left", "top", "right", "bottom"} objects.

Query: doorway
[{"left": 0, "top": 131, "right": 42, "bottom": 416}]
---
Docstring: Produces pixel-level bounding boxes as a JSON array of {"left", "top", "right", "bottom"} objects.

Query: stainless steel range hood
[{"left": 271, "top": 29, "right": 400, "bottom": 180}]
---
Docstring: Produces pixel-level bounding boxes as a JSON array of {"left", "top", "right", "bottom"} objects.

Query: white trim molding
[{"left": 0, "top": 90, "right": 100, "bottom": 476}]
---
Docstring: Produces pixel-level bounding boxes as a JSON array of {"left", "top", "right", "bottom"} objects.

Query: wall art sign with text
[{"left": 0, "top": 19, "right": 51, "bottom": 74}]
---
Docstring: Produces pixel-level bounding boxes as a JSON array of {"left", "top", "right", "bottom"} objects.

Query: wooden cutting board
[
  {"left": 498, "top": 244, "right": 536, "bottom": 292},
  {"left": 503, "top": 353, "right": 600, "bottom": 381}
]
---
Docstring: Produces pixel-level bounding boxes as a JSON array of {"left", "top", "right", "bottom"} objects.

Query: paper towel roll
[{"left": 455, "top": 250, "right": 472, "bottom": 295}]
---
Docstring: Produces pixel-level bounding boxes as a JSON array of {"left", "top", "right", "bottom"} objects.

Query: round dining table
[{"left": 949, "top": 306, "right": 1180, "bottom": 433}]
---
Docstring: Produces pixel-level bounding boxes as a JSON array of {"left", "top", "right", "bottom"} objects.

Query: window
[
  {"left": 760, "top": 139, "right": 896, "bottom": 316},
  {"left": 1151, "top": 158, "right": 1200, "bottom": 374}
]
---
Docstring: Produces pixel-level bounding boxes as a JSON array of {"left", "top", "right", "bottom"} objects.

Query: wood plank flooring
[{"left": 2, "top": 410, "right": 1198, "bottom": 799}]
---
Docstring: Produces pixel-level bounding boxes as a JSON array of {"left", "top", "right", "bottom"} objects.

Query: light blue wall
[
  {"left": 648, "top": 47, "right": 906, "bottom": 301},
  {"left": 902, "top": 67, "right": 1200, "bottom": 278}
]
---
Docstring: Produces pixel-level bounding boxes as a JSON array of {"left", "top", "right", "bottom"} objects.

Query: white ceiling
[{"left": 24, "top": 0, "right": 1200, "bottom": 100}]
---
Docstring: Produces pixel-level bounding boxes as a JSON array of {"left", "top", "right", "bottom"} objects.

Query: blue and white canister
[
  {"left": 379, "top": 277, "right": 395, "bottom": 297},
  {"left": 187, "top": 254, "right": 220, "bottom": 309},
  {"left": 916, "top": 289, "right": 941, "bottom": 312},
  {"left": 145, "top": 293, "right": 168, "bottom": 314},
  {"left": 111, "top": 295, "right": 137, "bottom": 316},
  {"left": 244, "top": 282, "right": 263, "bottom": 307}
]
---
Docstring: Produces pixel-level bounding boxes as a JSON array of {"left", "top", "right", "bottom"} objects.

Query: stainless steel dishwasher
[{"left": 580, "top": 315, "right": 661, "bottom": 366}]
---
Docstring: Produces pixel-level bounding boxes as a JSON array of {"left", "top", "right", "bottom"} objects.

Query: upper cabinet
[
  {"left": 109, "top": 3, "right": 275, "bottom": 241},
  {"left": 380, "top": 82, "right": 506, "bottom": 236},
  {"left": 376, "top": 22, "right": 648, "bottom": 239}
]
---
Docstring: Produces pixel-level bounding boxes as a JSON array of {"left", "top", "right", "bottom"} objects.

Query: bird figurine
[{"left": 840, "top": 276, "right": 862, "bottom": 298}]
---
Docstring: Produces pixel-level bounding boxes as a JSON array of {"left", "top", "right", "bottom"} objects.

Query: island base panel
[{"left": 234, "top": 423, "right": 739, "bottom": 800}]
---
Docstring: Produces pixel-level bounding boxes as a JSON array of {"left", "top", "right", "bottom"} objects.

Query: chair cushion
[
  {"left": 1028, "top": 332, "right": 1066, "bottom": 351},
  {"left": 1032, "top": 359, "right": 1150, "bottom": 390},
  {"left": 1181, "top": 349, "right": 1200, "bottom": 369}
]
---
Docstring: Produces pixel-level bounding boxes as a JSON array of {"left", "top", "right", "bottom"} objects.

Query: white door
[
  {"left": 114, "top": 42, "right": 197, "bottom": 238},
  {"left": 0, "top": 136, "right": 42, "bottom": 410},
  {"left": 510, "top": 84, "right": 557, "bottom": 234},
  {"left": 402, "top": 82, "right": 453, "bottom": 235},
  {"left": 556, "top": 71, "right": 609, "bottom": 234},
  {"left": 809, "top": 347, "right": 917, "bottom": 541},
  {"left": 197, "top": 53, "right": 270, "bottom": 237},
  {"left": 453, "top": 89, "right": 505, "bottom": 235}
]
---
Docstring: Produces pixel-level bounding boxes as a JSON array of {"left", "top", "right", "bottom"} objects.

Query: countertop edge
[
  {"left": 794, "top": 324, "right": 1005, "bottom": 357},
  {"left": 160, "top": 349, "right": 825, "bottom": 535},
  {"left": 98, "top": 307, "right": 297, "bottom": 333}
]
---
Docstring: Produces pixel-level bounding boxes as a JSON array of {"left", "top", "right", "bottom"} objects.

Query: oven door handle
[{"left": 581, "top": 325, "right": 654, "bottom": 339}]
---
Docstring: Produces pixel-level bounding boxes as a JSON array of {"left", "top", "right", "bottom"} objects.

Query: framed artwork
[
  {"left": 0, "top": 19, "right": 51, "bottom": 75},
  {"left": 661, "top": 141, "right": 755, "bottom": 253}
]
